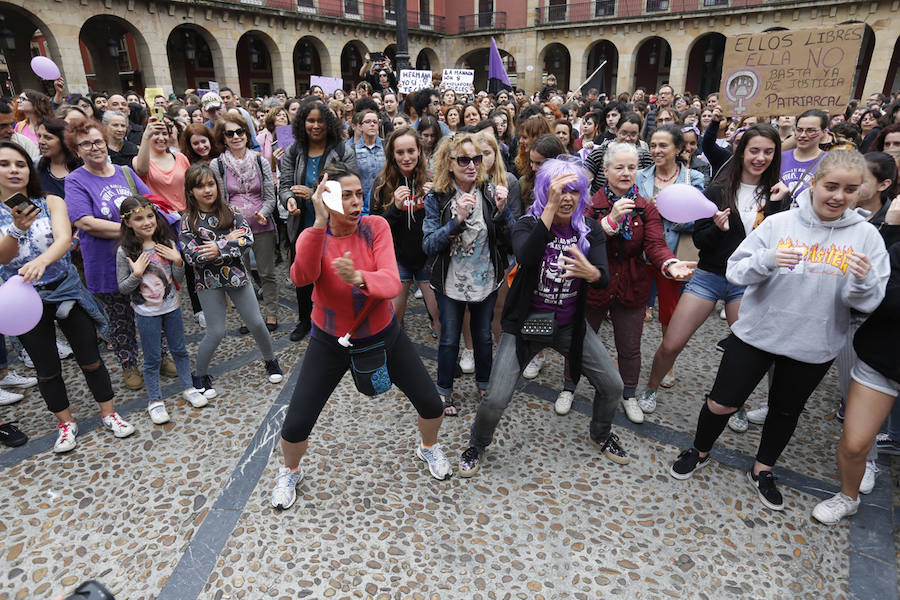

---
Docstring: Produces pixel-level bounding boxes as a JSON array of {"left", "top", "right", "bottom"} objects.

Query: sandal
[{"left": 441, "top": 395, "right": 458, "bottom": 417}]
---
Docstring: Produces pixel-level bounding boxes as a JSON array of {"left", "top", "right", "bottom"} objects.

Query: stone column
[{"left": 865, "top": 26, "right": 896, "bottom": 97}]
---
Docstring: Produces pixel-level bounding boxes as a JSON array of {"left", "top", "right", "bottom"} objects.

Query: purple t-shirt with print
[
  {"left": 780, "top": 150, "right": 823, "bottom": 198},
  {"left": 530, "top": 224, "right": 583, "bottom": 326},
  {"left": 65, "top": 165, "right": 152, "bottom": 293}
]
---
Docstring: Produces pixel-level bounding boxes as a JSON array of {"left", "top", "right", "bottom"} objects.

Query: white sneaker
[
  {"left": 719, "top": 307, "right": 727, "bottom": 320},
  {"left": 147, "top": 401, "right": 170, "bottom": 425},
  {"left": 414, "top": 287, "right": 423, "bottom": 299},
  {"left": 56, "top": 339, "right": 73, "bottom": 359},
  {"left": 416, "top": 443, "right": 451, "bottom": 480},
  {"left": 859, "top": 460, "right": 879, "bottom": 494},
  {"left": 196, "top": 311, "right": 206, "bottom": 329},
  {"left": 101, "top": 412, "right": 135, "bottom": 438},
  {"left": 459, "top": 348, "right": 475, "bottom": 374},
  {"left": 53, "top": 421, "right": 78, "bottom": 453},
  {"left": 622, "top": 397, "right": 644, "bottom": 424},
  {"left": 522, "top": 353, "right": 544, "bottom": 379},
  {"left": 0, "top": 371, "right": 37, "bottom": 389},
  {"left": 555, "top": 390, "right": 574, "bottom": 415},
  {"left": 182, "top": 388, "right": 208, "bottom": 408},
  {"left": 0, "top": 388, "right": 24, "bottom": 406},
  {"left": 271, "top": 466, "right": 304, "bottom": 510},
  {"left": 746, "top": 405, "right": 769, "bottom": 425},
  {"left": 638, "top": 389, "right": 658, "bottom": 413},
  {"left": 17, "top": 349, "right": 34, "bottom": 369},
  {"left": 812, "top": 492, "right": 860, "bottom": 525}
]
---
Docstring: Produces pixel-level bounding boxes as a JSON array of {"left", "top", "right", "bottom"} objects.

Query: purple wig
[{"left": 527, "top": 157, "right": 592, "bottom": 254}]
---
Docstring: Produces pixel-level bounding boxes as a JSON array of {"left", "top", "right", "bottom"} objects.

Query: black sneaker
[
  {"left": 0, "top": 421, "right": 27, "bottom": 447},
  {"left": 669, "top": 448, "right": 711, "bottom": 480},
  {"left": 715, "top": 337, "right": 730, "bottom": 352},
  {"left": 200, "top": 375, "right": 217, "bottom": 399},
  {"left": 289, "top": 322, "right": 310, "bottom": 342},
  {"left": 458, "top": 446, "right": 482, "bottom": 477},
  {"left": 266, "top": 359, "right": 284, "bottom": 384},
  {"left": 747, "top": 470, "right": 783, "bottom": 511},
  {"left": 592, "top": 432, "right": 630, "bottom": 464}
]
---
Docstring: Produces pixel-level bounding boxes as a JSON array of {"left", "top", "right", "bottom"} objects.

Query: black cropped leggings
[{"left": 280, "top": 322, "right": 444, "bottom": 443}]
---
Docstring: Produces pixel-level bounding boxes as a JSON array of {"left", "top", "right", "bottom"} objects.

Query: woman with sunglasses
[
  {"left": 211, "top": 112, "right": 279, "bottom": 333},
  {"left": 423, "top": 133, "right": 513, "bottom": 416}
]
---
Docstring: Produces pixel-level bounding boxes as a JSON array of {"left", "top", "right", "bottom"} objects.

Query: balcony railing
[
  {"left": 534, "top": 0, "right": 780, "bottom": 24},
  {"left": 646, "top": 0, "right": 669, "bottom": 12},
  {"left": 259, "top": 0, "right": 444, "bottom": 31},
  {"left": 458, "top": 12, "right": 508, "bottom": 31}
]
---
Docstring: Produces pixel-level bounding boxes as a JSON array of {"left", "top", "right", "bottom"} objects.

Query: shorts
[
  {"left": 398, "top": 263, "right": 429, "bottom": 283},
  {"left": 683, "top": 267, "right": 745, "bottom": 304},
  {"left": 851, "top": 360, "right": 900, "bottom": 397}
]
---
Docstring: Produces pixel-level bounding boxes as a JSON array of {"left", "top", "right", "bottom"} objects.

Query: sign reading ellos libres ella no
[{"left": 718, "top": 23, "right": 866, "bottom": 117}]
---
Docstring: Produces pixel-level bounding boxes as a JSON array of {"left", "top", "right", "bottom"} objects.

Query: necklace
[{"left": 655, "top": 165, "right": 679, "bottom": 183}]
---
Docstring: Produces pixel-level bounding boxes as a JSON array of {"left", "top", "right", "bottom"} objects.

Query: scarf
[
  {"left": 602, "top": 184, "right": 639, "bottom": 240},
  {"left": 449, "top": 184, "right": 485, "bottom": 257},
  {"left": 220, "top": 149, "right": 259, "bottom": 196}
]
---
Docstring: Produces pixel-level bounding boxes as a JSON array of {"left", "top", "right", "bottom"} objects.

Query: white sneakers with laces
[
  {"left": 271, "top": 466, "right": 304, "bottom": 510},
  {"left": 0, "top": 371, "right": 37, "bottom": 389},
  {"left": 147, "top": 402, "right": 170, "bottom": 425},
  {"left": 416, "top": 443, "right": 451, "bottom": 480},
  {"left": 53, "top": 421, "right": 78, "bottom": 453},
  {"left": 622, "top": 397, "right": 644, "bottom": 424},
  {"left": 812, "top": 492, "right": 860, "bottom": 525},
  {"left": 0, "top": 388, "right": 24, "bottom": 406},
  {"left": 555, "top": 390, "right": 574, "bottom": 415},
  {"left": 523, "top": 353, "right": 544, "bottom": 380},
  {"left": 182, "top": 388, "right": 209, "bottom": 408},
  {"left": 101, "top": 412, "right": 135, "bottom": 438},
  {"left": 859, "top": 460, "right": 879, "bottom": 495},
  {"left": 458, "top": 348, "right": 475, "bottom": 374}
]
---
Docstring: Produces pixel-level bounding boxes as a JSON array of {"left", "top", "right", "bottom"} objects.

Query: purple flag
[{"left": 488, "top": 37, "right": 511, "bottom": 93}]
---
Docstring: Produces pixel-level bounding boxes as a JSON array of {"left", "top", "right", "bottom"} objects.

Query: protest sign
[
  {"left": 718, "top": 24, "right": 865, "bottom": 117},
  {"left": 398, "top": 70, "right": 432, "bottom": 94},
  {"left": 311, "top": 75, "right": 344, "bottom": 95},
  {"left": 209, "top": 81, "right": 219, "bottom": 93},
  {"left": 144, "top": 87, "right": 165, "bottom": 106},
  {"left": 441, "top": 69, "right": 474, "bottom": 94},
  {"left": 196, "top": 89, "right": 211, "bottom": 99},
  {"left": 275, "top": 125, "right": 295, "bottom": 151}
]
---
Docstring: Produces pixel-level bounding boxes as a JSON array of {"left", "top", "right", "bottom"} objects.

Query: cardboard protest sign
[
  {"left": 310, "top": 75, "right": 343, "bottom": 95},
  {"left": 718, "top": 24, "right": 865, "bottom": 117},
  {"left": 144, "top": 87, "right": 165, "bottom": 106},
  {"left": 275, "top": 125, "right": 295, "bottom": 151},
  {"left": 398, "top": 70, "right": 432, "bottom": 94},
  {"left": 441, "top": 69, "right": 474, "bottom": 94},
  {"left": 209, "top": 81, "right": 219, "bottom": 93}
]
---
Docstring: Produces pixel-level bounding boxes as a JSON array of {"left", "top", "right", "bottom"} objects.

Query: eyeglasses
[
  {"left": 795, "top": 128, "right": 821, "bottom": 137},
  {"left": 224, "top": 128, "right": 245, "bottom": 138},
  {"left": 429, "top": 100, "right": 441, "bottom": 107},
  {"left": 451, "top": 154, "right": 483, "bottom": 167},
  {"left": 77, "top": 139, "right": 107, "bottom": 151},
  {"left": 362, "top": 119, "right": 379, "bottom": 126}
]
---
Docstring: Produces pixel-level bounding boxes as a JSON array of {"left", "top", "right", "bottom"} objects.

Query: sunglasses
[
  {"left": 224, "top": 128, "right": 245, "bottom": 138},
  {"left": 452, "top": 155, "right": 483, "bottom": 167}
]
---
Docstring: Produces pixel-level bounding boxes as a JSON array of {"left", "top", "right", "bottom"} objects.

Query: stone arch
[
  {"left": 457, "top": 47, "right": 516, "bottom": 91},
  {"left": 632, "top": 36, "right": 671, "bottom": 93},
  {"left": 293, "top": 36, "right": 327, "bottom": 95},
  {"left": 79, "top": 14, "right": 156, "bottom": 93},
  {"left": 341, "top": 40, "right": 369, "bottom": 89},
  {"left": 685, "top": 33, "right": 726, "bottom": 98},
  {"left": 166, "top": 24, "right": 224, "bottom": 92},
  {"left": 415, "top": 47, "right": 440, "bottom": 72},
  {"left": 886, "top": 35, "right": 900, "bottom": 95},
  {"left": 0, "top": 3, "right": 65, "bottom": 94},
  {"left": 538, "top": 42, "right": 570, "bottom": 92},
  {"left": 236, "top": 30, "right": 281, "bottom": 97},
  {"left": 583, "top": 40, "right": 618, "bottom": 96}
]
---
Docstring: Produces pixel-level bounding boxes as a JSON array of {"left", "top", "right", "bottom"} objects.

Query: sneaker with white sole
[
  {"left": 719, "top": 307, "right": 727, "bottom": 320},
  {"left": 747, "top": 470, "right": 783, "bottom": 511},
  {"left": 876, "top": 433, "right": 900, "bottom": 456},
  {"left": 622, "top": 397, "right": 644, "bottom": 423},
  {"left": 859, "top": 460, "right": 879, "bottom": 494},
  {"left": 271, "top": 466, "right": 303, "bottom": 510},
  {"left": 555, "top": 390, "right": 574, "bottom": 415},
  {"left": 53, "top": 421, "right": 78, "bottom": 453},
  {"left": 638, "top": 389, "right": 658, "bottom": 413},
  {"left": 101, "top": 412, "right": 135, "bottom": 438},
  {"left": 669, "top": 448, "right": 711, "bottom": 480},
  {"left": 522, "top": 353, "right": 544, "bottom": 379},
  {"left": 265, "top": 359, "right": 284, "bottom": 384},
  {"left": 0, "top": 388, "right": 24, "bottom": 406},
  {"left": 17, "top": 349, "right": 34, "bottom": 369},
  {"left": 746, "top": 405, "right": 769, "bottom": 425},
  {"left": 812, "top": 492, "right": 860, "bottom": 525},
  {"left": 182, "top": 388, "right": 208, "bottom": 408},
  {"left": 459, "top": 446, "right": 482, "bottom": 477},
  {"left": 56, "top": 338, "right": 73, "bottom": 359},
  {"left": 660, "top": 370, "right": 676, "bottom": 388},
  {"left": 414, "top": 287, "right": 423, "bottom": 299},
  {"left": 416, "top": 443, "right": 451, "bottom": 480},
  {"left": 728, "top": 408, "right": 749, "bottom": 432},
  {"left": 0, "top": 371, "right": 37, "bottom": 389},
  {"left": 458, "top": 348, "right": 475, "bottom": 374},
  {"left": 196, "top": 311, "right": 206, "bottom": 329},
  {"left": 198, "top": 375, "right": 217, "bottom": 398},
  {"left": 592, "top": 432, "right": 630, "bottom": 464},
  {"left": 147, "top": 401, "right": 170, "bottom": 425}
]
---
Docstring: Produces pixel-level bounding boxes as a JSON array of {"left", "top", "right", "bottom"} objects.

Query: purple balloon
[
  {"left": 30, "top": 56, "right": 60, "bottom": 81},
  {"left": 656, "top": 183, "right": 717, "bottom": 223},
  {"left": 0, "top": 276, "right": 43, "bottom": 336}
]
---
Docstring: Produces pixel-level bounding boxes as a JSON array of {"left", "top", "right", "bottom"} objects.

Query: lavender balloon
[
  {"left": 656, "top": 183, "right": 717, "bottom": 223},
  {"left": 0, "top": 276, "right": 42, "bottom": 336},
  {"left": 30, "top": 56, "right": 61, "bottom": 81}
]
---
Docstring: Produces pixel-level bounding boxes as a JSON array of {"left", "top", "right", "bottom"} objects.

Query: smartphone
[
  {"left": 370, "top": 51, "right": 384, "bottom": 63},
  {"left": 65, "top": 580, "right": 116, "bottom": 600},
  {"left": 150, "top": 105, "right": 165, "bottom": 120},
  {"left": 4, "top": 192, "right": 37, "bottom": 213}
]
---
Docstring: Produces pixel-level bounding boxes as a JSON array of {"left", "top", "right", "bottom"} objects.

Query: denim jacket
[
  {"left": 351, "top": 136, "right": 385, "bottom": 214},
  {"left": 39, "top": 263, "right": 110, "bottom": 340},
  {"left": 635, "top": 164, "right": 706, "bottom": 253}
]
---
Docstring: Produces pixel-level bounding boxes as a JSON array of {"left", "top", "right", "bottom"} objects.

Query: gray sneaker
[
  {"left": 416, "top": 443, "right": 451, "bottom": 480},
  {"left": 728, "top": 408, "right": 749, "bottom": 433},
  {"left": 271, "top": 466, "right": 304, "bottom": 510},
  {"left": 638, "top": 389, "right": 658, "bottom": 413}
]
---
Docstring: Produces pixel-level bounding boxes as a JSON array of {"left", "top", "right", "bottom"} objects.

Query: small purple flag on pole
[{"left": 488, "top": 37, "right": 512, "bottom": 93}]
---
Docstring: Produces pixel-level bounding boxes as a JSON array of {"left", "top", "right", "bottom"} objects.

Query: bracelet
[
  {"left": 661, "top": 258, "right": 679, "bottom": 278},
  {"left": 6, "top": 225, "right": 27, "bottom": 240}
]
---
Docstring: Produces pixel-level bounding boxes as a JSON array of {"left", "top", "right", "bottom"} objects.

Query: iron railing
[
  {"left": 458, "top": 12, "right": 508, "bottom": 31},
  {"left": 534, "top": 0, "right": 785, "bottom": 24},
  {"left": 646, "top": 0, "right": 669, "bottom": 12},
  {"left": 259, "top": 0, "right": 444, "bottom": 32}
]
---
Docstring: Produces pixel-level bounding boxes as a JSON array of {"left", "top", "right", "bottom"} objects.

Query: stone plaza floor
[{"left": 1, "top": 269, "right": 898, "bottom": 600}]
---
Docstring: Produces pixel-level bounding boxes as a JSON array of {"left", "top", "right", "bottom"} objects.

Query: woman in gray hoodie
[{"left": 667, "top": 150, "right": 890, "bottom": 511}]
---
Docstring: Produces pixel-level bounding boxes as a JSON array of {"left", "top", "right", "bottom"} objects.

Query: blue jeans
[
  {"left": 135, "top": 308, "right": 193, "bottom": 402},
  {"left": 435, "top": 290, "right": 498, "bottom": 396}
]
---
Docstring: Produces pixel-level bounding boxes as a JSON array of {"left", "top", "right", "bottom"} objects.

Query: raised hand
[{"left": 127, "top": 252, "right": 151, "bottom": 277}]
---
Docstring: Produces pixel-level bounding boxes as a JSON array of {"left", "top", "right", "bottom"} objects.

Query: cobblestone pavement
[{"left": 1, "top": 265, "right": 897, "bottom": 600}]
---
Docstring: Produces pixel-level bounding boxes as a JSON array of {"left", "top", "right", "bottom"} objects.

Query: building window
[
  {"left": 596, "top": 0, "right": 615, "bottom": 16},
  {"left": 646, "top": 0, "right": 669, "bottom": 12},
  {"left": 345, "top": 0, "right": 359, "bottom": 15},
  {"left": 549, "top": 0, "right": 567, "bottom": 22},
  {"left": 298, "top": 0, "right": 314, "bottom": 8},
  {"left": 702, "top": 0, "right": 728, "bottom": 5}
]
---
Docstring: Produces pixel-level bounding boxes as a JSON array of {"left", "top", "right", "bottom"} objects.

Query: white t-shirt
[{"left": 737, "top": 182, "right": 764, "bottom": 234}]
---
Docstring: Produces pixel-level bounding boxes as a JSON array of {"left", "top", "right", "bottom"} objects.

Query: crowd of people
[{"left": 0, "top": 68, "right": 897, "bottom": 524}]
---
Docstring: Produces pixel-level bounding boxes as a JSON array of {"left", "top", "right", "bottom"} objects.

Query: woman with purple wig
[{"left": 458, "top": 157, "right": 627, "bottom": 477}]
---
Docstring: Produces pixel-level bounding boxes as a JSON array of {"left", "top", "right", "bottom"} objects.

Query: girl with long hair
[
  {"left": 179, "top": 123, "right": 219, "bottom": 165},
  {"left": 15, "top": 90, "right": 54, "bottom": 145},
  {"left": 37, "top": 117, "right": 81, "bottom": 199}
]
